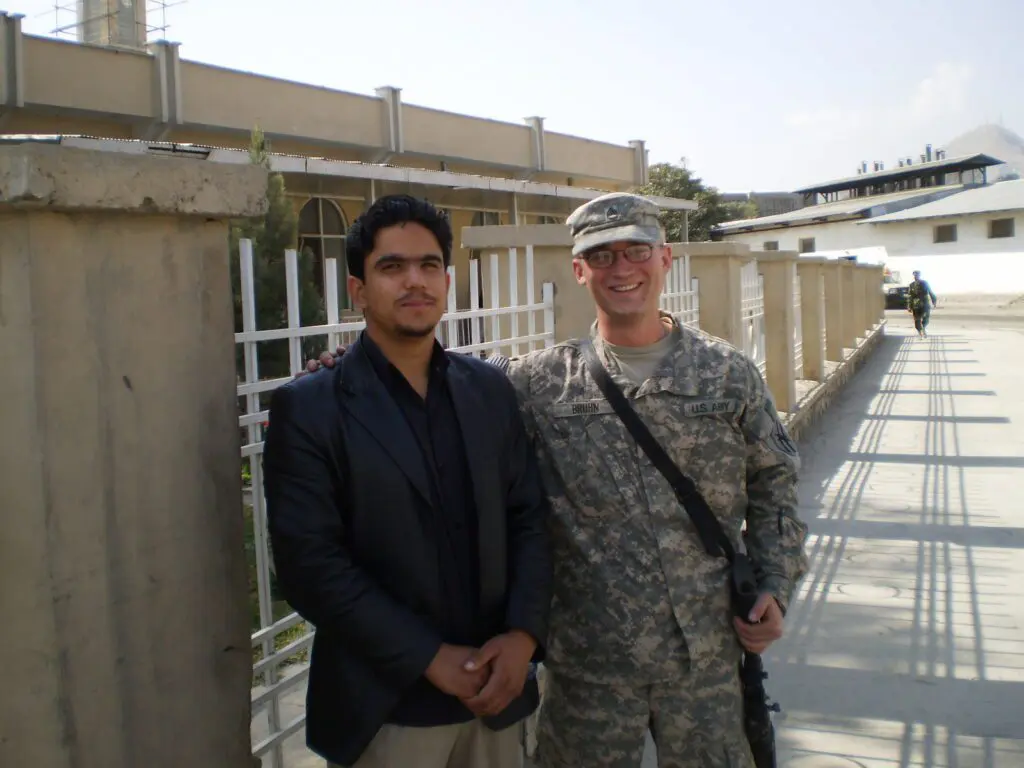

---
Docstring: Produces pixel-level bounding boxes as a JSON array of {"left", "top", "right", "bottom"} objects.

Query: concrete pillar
[
  {"left": 1, "top": 11, "right": 26, "bottom": 116},
  {"left": 678, "top": 242, "right": 752, "bottom": 348},
  {"left": 797, "top": 257, "right": 828, "bottom": 382},
  {"left": 524, "top": 116, "right": 546, "bottom": 173},
  {"left": 852, "top": 264, "right": 869, "bottom": 338},
  {"left": 628, "top": 139, "right": 648, "bottom": 186},
  {"left": 374, "top": 85, "right": 404, "bottom": 163},
  {"left": 873, "top": 264, "right": 886, "bottom": 324},
  {"left": 821, "top": 260, "right": 845, "bottom": 362},
  {"left": 509, "top": 192, "right": 521, "bottom": 224},
  {"left": 0, "top": 142, "right": 266, "bottom": 768},
  {"left": 857, "top": 264, "right": 876, "bottom": 335},
  {"left": 461, "top": 223, "right": 585, "bottom": 342},
  {"left": 840, "top": 259, "right": 860, "bottom": 351},
  {"left": 755, "top": 251, "right": 798, "bottom": 413}
]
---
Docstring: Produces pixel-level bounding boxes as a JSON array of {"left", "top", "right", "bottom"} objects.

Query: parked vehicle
[{"left": 884, "top": 267, "right": 909, "bottom": 309}]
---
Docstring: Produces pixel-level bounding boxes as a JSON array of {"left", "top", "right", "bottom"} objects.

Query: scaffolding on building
[{"left": 47, "top": 0, "right": 187, "bottom": 47}]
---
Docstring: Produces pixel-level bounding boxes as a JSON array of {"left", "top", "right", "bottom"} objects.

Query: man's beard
[{"left": 394, "top": 322, "right": 438, "bottom": 338}]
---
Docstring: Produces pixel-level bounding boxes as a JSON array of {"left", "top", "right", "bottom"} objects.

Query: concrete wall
[
  {"left": 22, "top": 37, "right": 154, "bottom": 117},
  {"left": 543, "top": 131, "right": 637, "bottom": 184},
  {"left": 0, "top": 142, "right": 266, "bottom": 768},
  {"left": 181, "top": 60, "right": 384, "bottom": 148},
  {"left": 5, "top": 23, "right": 642, "bottom": 188},
  {"left": 402, "top": 104, "right": 534, "bottom": 169}
]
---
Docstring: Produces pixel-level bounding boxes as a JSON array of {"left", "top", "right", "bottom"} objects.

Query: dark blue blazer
[{"left": 262, "top": 338, "right": 552, "bottom": 766}]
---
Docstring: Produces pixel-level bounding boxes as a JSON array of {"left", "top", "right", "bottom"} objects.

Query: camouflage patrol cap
[{"left": 566, "top": 192, "right": 664, "bottom": 256}]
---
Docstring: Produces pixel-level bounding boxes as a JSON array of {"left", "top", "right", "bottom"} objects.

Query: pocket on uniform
[{"left": 535, "top": 410, "right": 638, "bottom": 530}]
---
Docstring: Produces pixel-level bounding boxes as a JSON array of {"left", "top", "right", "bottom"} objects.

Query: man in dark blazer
[{"left": 262, "top": 195, "right": 552, "bottom": 768}]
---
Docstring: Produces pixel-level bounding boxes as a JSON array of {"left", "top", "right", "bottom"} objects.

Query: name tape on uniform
[
  {"left": 551, "top": 400, "right": 616, "bottom": 418},
  {"left": 551, "top": 398, "right": 739, "bottom": 418}
]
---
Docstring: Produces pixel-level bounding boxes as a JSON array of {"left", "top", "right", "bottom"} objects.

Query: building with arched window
[
  {"left": 0, "top": 11, "right": 696, "bottom": 309},
  {"left": 297, "top": 197, "right": 348, "bottom": 308}
]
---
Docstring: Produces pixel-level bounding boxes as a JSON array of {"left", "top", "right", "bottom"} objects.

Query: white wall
[
  {"left": 724, "top": 220, "right": 875, "bottom": 253},
  {"left": 883, "top": 251, "right": 1024, "bottom": 295},
  {"left": 722, "top": 212, "right": 1024, "bottom": 294},
  {"left": 864, "top": 214, "right": 1021, "bottom": 257}
]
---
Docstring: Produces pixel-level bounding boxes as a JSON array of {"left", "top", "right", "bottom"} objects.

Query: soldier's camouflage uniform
[{"left": 496, "top": 315, "right": 809, "bottom": 768}]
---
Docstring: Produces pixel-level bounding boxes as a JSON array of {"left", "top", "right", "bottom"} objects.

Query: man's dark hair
[{"left": 345, "top": 194, "right": 453, "bottom": 281}]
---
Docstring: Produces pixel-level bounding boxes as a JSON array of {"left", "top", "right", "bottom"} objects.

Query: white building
[
  {"left": 863, "top": 181, "right": 1023, "bottom": 293},
  {"left": 713, "top": 152, "right": 1024, "bottom": 294}
]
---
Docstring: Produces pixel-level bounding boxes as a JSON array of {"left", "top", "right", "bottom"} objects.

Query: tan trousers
[{"left": 331, "top": 719, "right": 523, "bottom": 768}]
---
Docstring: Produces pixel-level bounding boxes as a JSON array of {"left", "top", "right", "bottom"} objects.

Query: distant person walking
[{"left": 907, "top": 270, "right": 938, "bottom": 337}]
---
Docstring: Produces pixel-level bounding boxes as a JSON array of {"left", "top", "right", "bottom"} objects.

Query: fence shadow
[{"left": 767, "top": 329, "right": 1024, "bottom": 767}]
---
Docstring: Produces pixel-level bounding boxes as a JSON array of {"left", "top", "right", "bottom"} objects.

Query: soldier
[
  {"left": 907, "top": 269, "right": 938, "bottom": 337},
  {"left": 303, "top": 192, "right": 809, "bottom": 767}
]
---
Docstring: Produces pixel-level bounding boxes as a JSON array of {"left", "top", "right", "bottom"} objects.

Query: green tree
[
  {"left": 229, "top": 127, "right": 328, "bottom": 381},
  {"left": 639, "top": 159, "right": 759, "bottom": 242}
]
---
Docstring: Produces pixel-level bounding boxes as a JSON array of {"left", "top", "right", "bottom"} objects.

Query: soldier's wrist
[{"left": 757, "top": 576, "right": 791, "bottom": 616}]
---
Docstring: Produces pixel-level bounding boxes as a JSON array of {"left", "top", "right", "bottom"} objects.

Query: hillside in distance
[{"left": 943, "top": 124, "right": 1024, "bottom": 181}]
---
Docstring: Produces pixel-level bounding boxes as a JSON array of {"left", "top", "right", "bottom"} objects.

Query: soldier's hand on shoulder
[{"left": 294, "top": 345, "right": 347, "bottom": 379}]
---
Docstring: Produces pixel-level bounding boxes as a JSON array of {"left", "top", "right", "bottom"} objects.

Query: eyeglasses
[{"left": 581, "top": 244, "right": 654, "bottom": 269}]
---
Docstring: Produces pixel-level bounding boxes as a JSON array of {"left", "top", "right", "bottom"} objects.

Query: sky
[{"left": 7, "top": 0, "right": 1023, "bottom": 191}]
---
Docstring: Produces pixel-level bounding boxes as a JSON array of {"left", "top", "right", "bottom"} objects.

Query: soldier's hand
[
  {"left": 733, "top": 593, "right": 784, "bottom": 654},
  {"left": 294, "top": 345, "right": 347, "bottom": 379}
]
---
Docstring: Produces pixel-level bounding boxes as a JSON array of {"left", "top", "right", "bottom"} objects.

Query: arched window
[{"left": 298, "top": 197, "right": 348, "bottom": 308}]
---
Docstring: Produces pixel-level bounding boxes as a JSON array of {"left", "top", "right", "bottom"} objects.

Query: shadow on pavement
[{"left": 768, "top": 330, "right": 1024, "bottom": 767}]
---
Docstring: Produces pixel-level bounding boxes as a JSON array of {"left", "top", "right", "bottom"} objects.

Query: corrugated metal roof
[
  {"left": 713, "top": 186, "right": 965, "bottom": 234},
  {"left": 865, "top": 180, "right": 1024, "bottom": 223},
  {"left": 794, "top": 153, "right": 1003, "bottom": 194}
]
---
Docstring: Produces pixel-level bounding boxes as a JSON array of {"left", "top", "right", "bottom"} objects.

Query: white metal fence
[
  {"left": 792, "top": 263, "right": 804, "bottom": 380},
  {"left": 660, "top": 252, "right": 701, "bottom": 328},
  {"left": 236, "top": 240, "right": 555, "bottom": 767},
  {"left": 740, "top": 261, "right": 767, "bottom": 375}
]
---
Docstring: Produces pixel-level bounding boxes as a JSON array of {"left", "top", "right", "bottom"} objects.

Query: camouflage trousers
[{"left": 535, "top": 664, "right": 754, "bottom": 768}]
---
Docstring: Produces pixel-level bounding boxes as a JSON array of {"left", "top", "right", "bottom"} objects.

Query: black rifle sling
[{"left": 580, "top": 338, "right": 735, "bottom": 563}]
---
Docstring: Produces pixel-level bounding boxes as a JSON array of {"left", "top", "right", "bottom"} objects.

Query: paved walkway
[
  {"left": 261, "top": 312, "right": 1024, "bottom": 767},
  {"left": 765, "top": 313, "right": 1024, "bottom": 767}
]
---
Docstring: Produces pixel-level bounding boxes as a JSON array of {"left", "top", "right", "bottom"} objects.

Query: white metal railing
[
  {"left": 740, "top": 262, "right": 767, "bottom": 375},
  {"left": 237, "top": 240, "right": 555, "bottom": 766},
  {"left": 792, "top": 262, "right": 804, "bottom": 380},
  {"left": 660, "top": 252, "right": 701, "bottom": 329}
]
